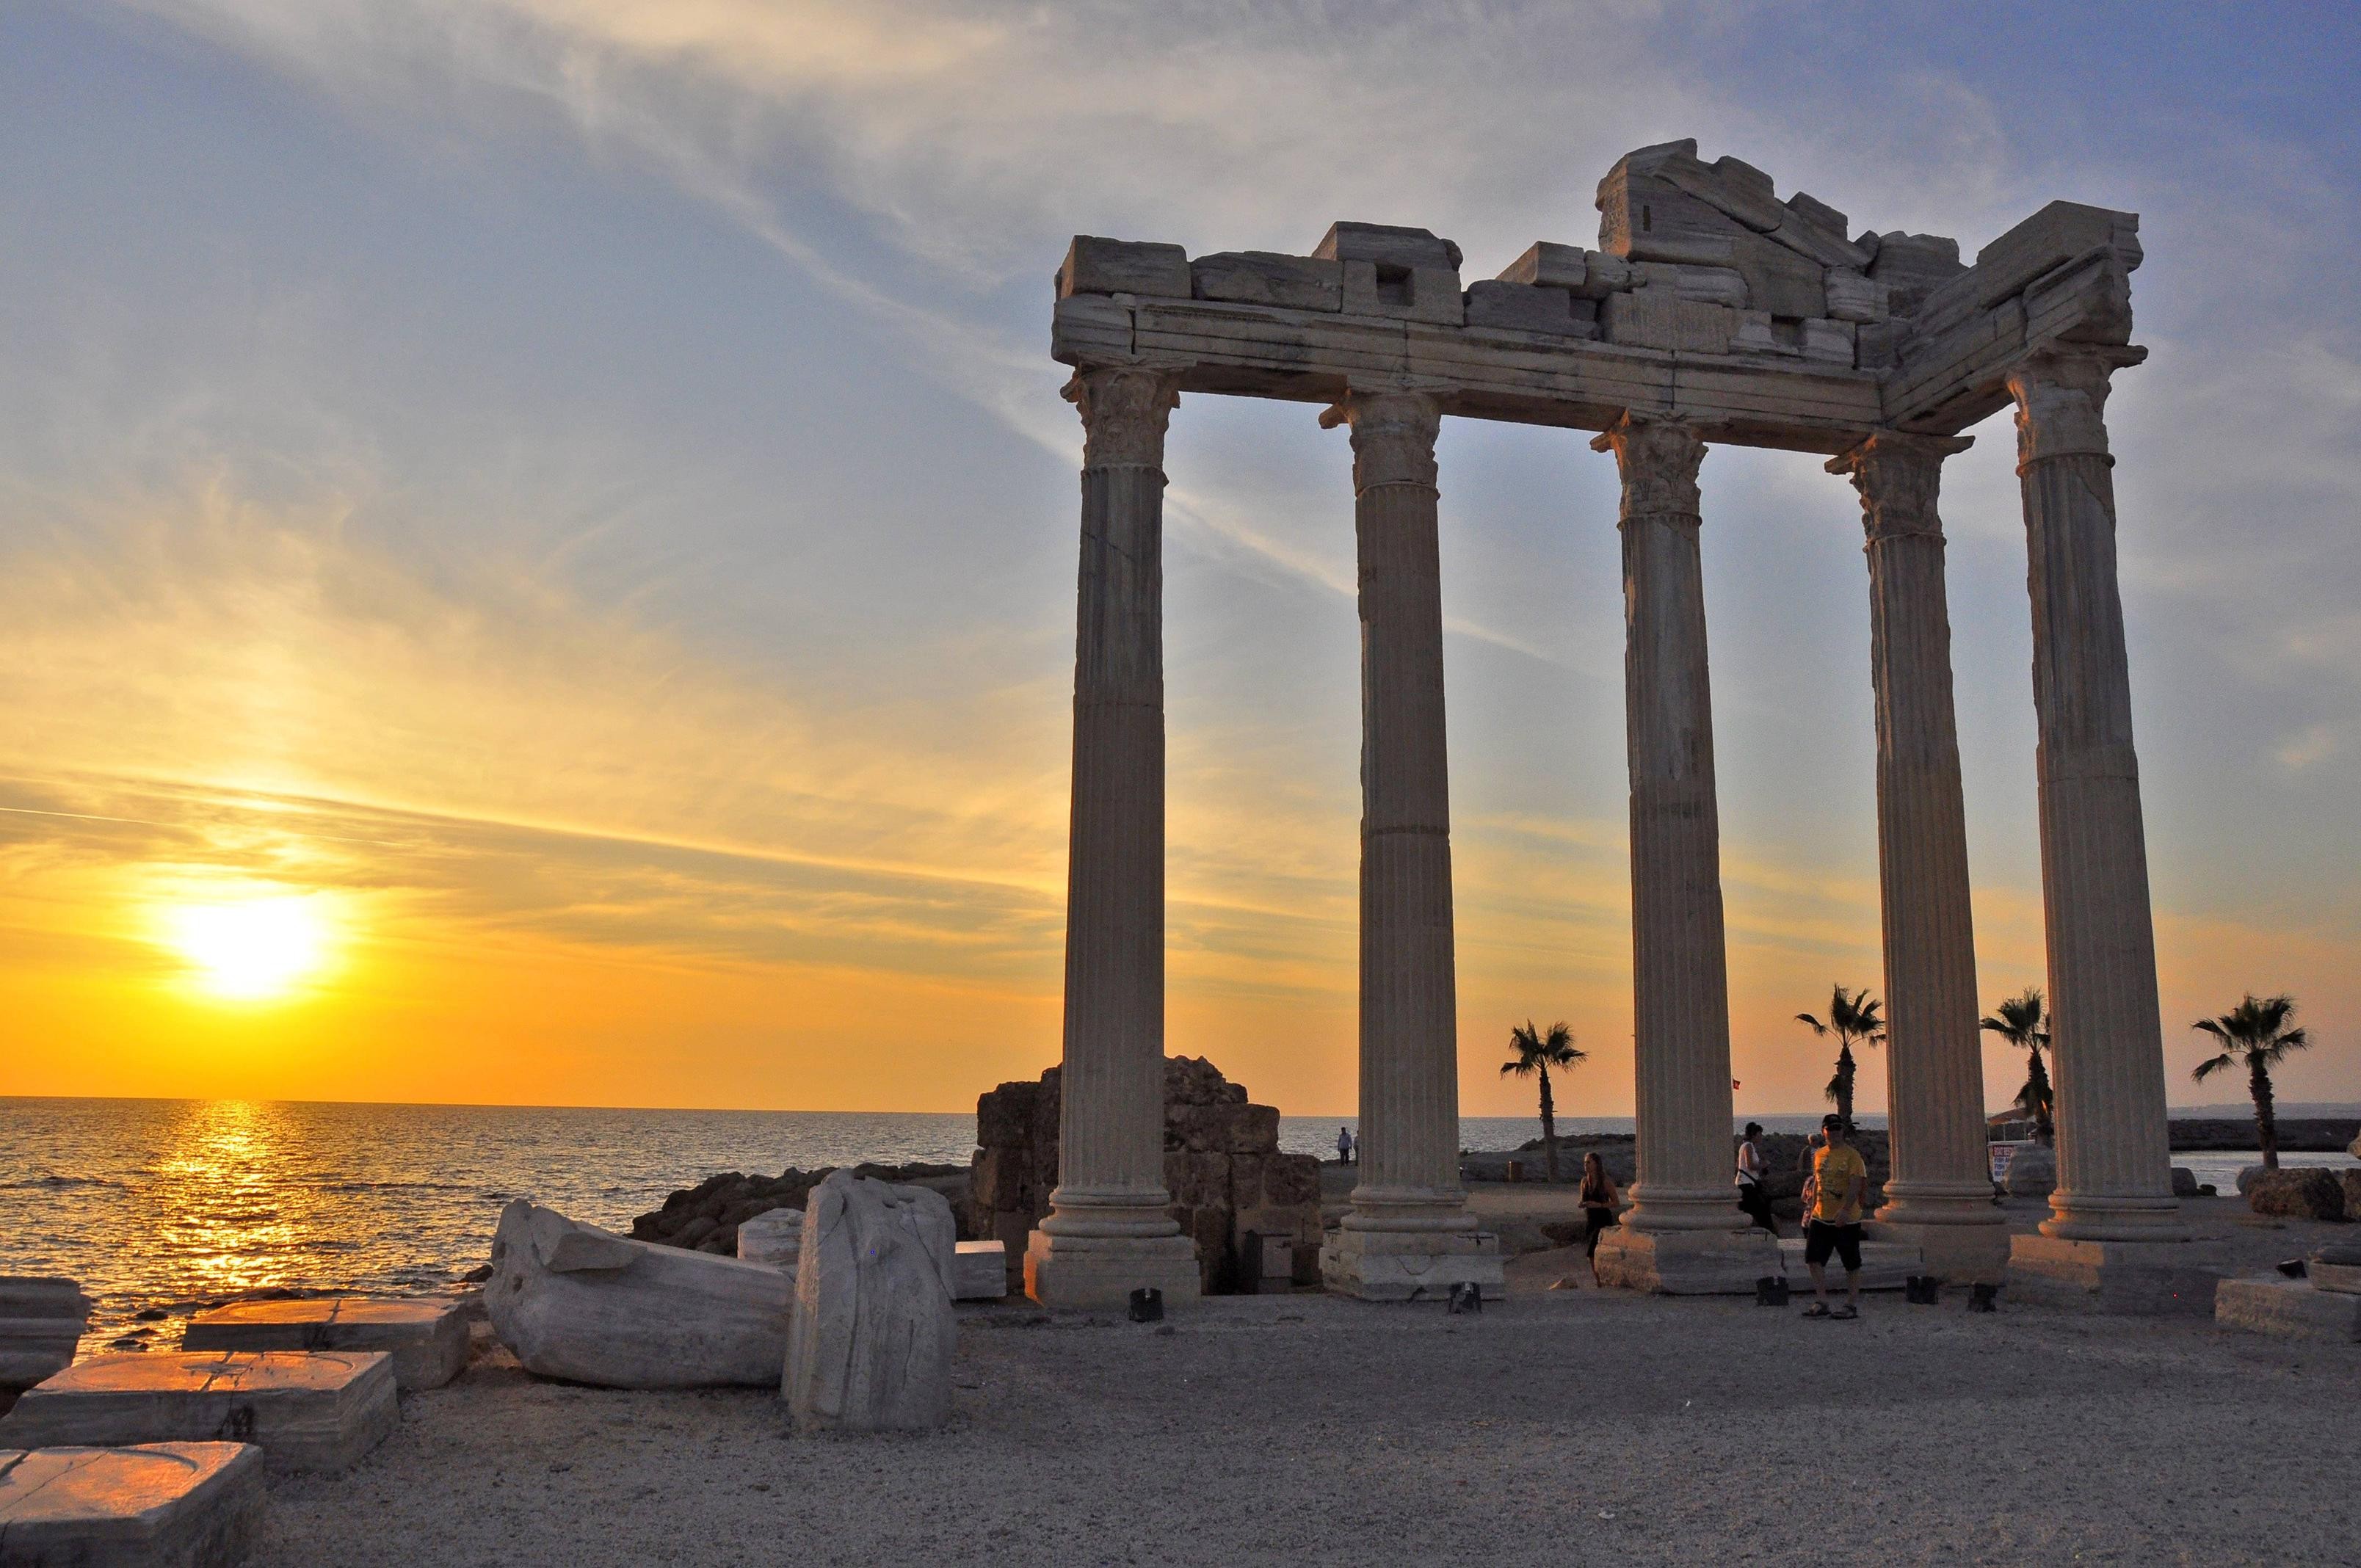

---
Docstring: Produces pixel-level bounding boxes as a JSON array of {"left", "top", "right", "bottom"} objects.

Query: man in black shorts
[{"left": 1802, "top": 1112, "right": 1866, "bottom": 1319}]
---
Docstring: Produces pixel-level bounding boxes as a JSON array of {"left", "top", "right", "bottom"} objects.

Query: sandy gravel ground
[{"left": 251, "top": 1205, "right": 2358, "bottom": 1568}]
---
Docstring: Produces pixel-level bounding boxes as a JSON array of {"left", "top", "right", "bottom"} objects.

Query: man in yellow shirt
[{"left": 1802, "top": 1113, "right": 1868, "bottom": 1319}]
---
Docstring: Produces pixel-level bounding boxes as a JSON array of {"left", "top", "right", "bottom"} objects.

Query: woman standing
[
  {"left": 1736, "top": 1121, "right": 1777, "bottom": 1235},
  {"left": 1578, "top": 1151, "right": 1620, "bottom": 1282}
]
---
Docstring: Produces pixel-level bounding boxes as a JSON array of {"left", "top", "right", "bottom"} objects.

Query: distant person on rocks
[
  {"left": 1802, "top": 1114, "right": 1868, "bottom": 1320},
  {"left": 1578, "top": 1151, "right": 1620, "bottom": 1282},
  {"left": 1736, "top": 1122, "right": 1776, "bottom": 1235},
  {"left": 1337, "top": 1126, "right": 1355, "bottom": 1166}
]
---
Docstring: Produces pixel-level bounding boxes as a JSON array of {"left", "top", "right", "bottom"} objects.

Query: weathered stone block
[
  {"left": 1965, "top": 200, "right": 2141, "bottom": 309},
  {"left": 1263, "top": 1154, "right": 1321, "bottom": 1208},
  {"left": 1799, "top": 318, "right": 1856, "bottom": 363},
  {"left": 2340, "top": 1171, "right": 2361, "bottom": 1219},
  {"left": 1340, "top": 259, "right": 1462, "bottom": 324},
  {"left": 1729, "top": 231, "right": 1826, "bottom": 320},
  {"left": 1311, "top": 221, "right": 1462, "bottom": 273},
  {"left": 0, "top": 1277, "right": 90, "bottom": 1393},
  {"left": 1600, "top": 289, "right": 1734, "bottom": 354},
  {"left": 2247, "top": 1168, "right": 2346, "bottom": 1222},
  {"left": 1322, "top": 1227, "right": 1504, "bottom": 1302},
  {"left": 485, "top": 1199, "right": 791, "bottom": 1388},
  {"left": 974, "top": 1081, "right": 1038, "bottom": 1147},
  {"left": 736, "top": 1208, "right": 803, "bottom": 1269},
  {"left": 2215, "top": 1275, "right": 2361, "bottom": 1342},
  {"left": 1823, "top": 270, "right": 1888, "bottom": 323},
  {"left": 1191, "top": 252, "right": 1342, "bottom": 311},
  {"left": 2007, "top": 1235, "right": 2226, "bottom": 1316},
  {"left": 1784, "top": 190, "right": 1849, "bottom": 240},
  {"left": 1852, "top": 319, "right": 1905, "bottom": 371},
  {"left": 1623, "top": 232, "right": 1736, "bottom": 268},
  {"left": 0, "top": 1351, "right": 397, "bottom": 1473},
  {"left": 1778, "top": 1235, "right": 1918, "bottom": 1291},
  {"left": 2310, "top": 1260, "right": 2361, "bottom": 1295},
  {"left": 1592, "top": 1227, "right": 1781, "bottom": 1295},
  {"left": 1866, "top": 231, "right": 1965, "bottom": 314},
  {"left": 1462, "top": 279, "right": 1592, "bottom": 335},
  {"left": 785, "top": 1172, "right": 957, "bottom": 1433},
  {"left": 970, "top": 1145, "right": 1026, "bottom": 1211},
  {"left": 0, "top": 1442, "right": 264, "bottom": 1567},
  {"left": 1056, "top": 236, "right": 1191, "bottom": 300},
  {"left": 180, "top": 1297, "right": 468, "bottom": 1392},
  {"left": 1495, "top": 240, "right": 1586, "bottom": 290},
  {"left": 951, "top": 1241, "right": 1007, "bottom": 1302},
  {"left": 1162, "top": 1150, "right": 1231, "bottom": 1211},
  {"left": 1633, "top": 262, "right": 1747, "bottom": 308}
]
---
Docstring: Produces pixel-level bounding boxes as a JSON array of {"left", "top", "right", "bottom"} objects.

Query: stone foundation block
[
  {"left": 181, "top": 1297, "right": 468, "bottom": 1392},
  {"left": 2215, "top": 1276, "right": 2361, "bottom": 1343},
  {"left": 0, "top": 1351, "right": 397, "bottom": 1472},
  {"left": 2309, "top": 1261, "right": 2361, "bottom": 1296},
  {"left": 2006, "top": 1235, "right": 2227, "bottom": 1316},
  {"left": 1025, "top": 1232, "right": 1202, "bottom": 1312},
  {"left": 1865, "top": 1219, "right": 2009, "bottom": 1284},
  {"left": 0, "top": 1277, "right": 93, "bottom": 1393},
  {"left": 1778, "top": 1236, "right": 1921, "bottom": 1292},
  {"left": 1320, "top": 1228, "right": 1503, "bottom": 1302},
  {"left": 951, "top": 1241, "right": 1007, "bottom": 1301},
  {"left": 0, "top": 1441, "right": 264, "bottom": 1568},
  {"left": 1592, "top": 1227, "right": 1781, "bottom": 1295}
]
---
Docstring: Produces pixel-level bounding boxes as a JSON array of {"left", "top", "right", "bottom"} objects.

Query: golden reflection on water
[{"left": 153, "top": 1100, "right": 298, "bottom": 1300}]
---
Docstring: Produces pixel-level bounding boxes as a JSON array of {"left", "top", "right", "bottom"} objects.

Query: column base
[
  {"left": 1865, "top": 1217, "right": 2010, "bottom": 1285},
  {"left": 2215, "top": 1276, "right": 2361, "bottom": 1343},
  {"left": 1024, "top": 1230, "right": 1203, "bottom": 1311},
  {"left": 2006, "top": 1234, "right": 2227, "bottom": 1316},
  {"left": 2039, "top": 1188, "right": 2187, "bottom": 1242},
  {"left": 1593, "top": 1225, "right": 1780, "bottom": 1296},
  {"left": 1320, "top": 1226, "right": 1502, "bottom": 1302}
]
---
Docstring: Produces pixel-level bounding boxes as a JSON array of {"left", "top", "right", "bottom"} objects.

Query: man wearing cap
[{"left": 1802, "top": 1113, "right": 1867, "bottom": 1319}]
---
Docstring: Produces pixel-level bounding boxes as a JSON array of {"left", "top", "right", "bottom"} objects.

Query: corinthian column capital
[
  {"left": 1320, "top": 388, "right": 1441, "bottom": 492},
  {"left": 1590, "top": 413, "right": 1705, "bottom": 520},
  {"left": 1827, "top": 431, "right": 1974, "bottom": 544},
  {"left": 2005, "top": 346, "right": 2132, "bottom": 470},
  {"left": 1064, "top": 365, "right": 1183, "bottom": 471}
]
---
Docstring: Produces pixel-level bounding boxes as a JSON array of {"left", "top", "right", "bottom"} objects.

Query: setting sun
[{"left": 160, "top": 893, "right": 336, "bottom": 1001}]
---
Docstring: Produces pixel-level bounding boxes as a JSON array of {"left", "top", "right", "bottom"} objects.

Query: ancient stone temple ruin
[{"left": 1029, "top": 138, "right": 2177, "bottom": 1307}]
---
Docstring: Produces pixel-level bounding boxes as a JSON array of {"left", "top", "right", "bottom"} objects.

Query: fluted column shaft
[
  {"left": 1323, "top": 390, "right": 1470, "bottom": 1231},
  {"left": 2009, "top": 348, "right": 2182, "bottom": 1241},
  {"left": 1592, "top": 413, "right": 1743, "bottom": 1232},
  {"left": 1832, "top": 432, "right": 2001, "bottom": 1230},
  {"left": 1042, "top": 366, "right": 1185, "bottom": 1241}
]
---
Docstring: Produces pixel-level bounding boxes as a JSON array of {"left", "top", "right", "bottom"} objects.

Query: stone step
[
  {"left": 2215, "top": 1275, "right": 2361, "bottom": 1343},
  {"left": 0, "top": 1351, "right": 398, "bottom": 1473},
  {"left": 0, "top": 1441, "right": 264, "bottom": 1568},
  {"left": 181, "top": 1298, "right": 468, "bottom": 1391},
  {"left": 0, "top": 1277, "right": 93, "bottom": 1394},
  {"left": 1778, "top": 1236, "right": 1919, "bottom": 1292}
]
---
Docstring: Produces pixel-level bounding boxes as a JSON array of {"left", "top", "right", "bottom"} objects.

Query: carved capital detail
[
  {"left": 1827, "top": 431, "right": 1973, "bottom": 545},
  {"left": 1321, "top": 389, "right": 1441, "bottom": 492},
  {"left": 1590, "top": 411, "right": 1705, "bottom": 520},
  {"left": 1065, "top": 366, "right": 1183, "bottom": 470},
  {"left": 2006, "top": 348, "right": 2117, "bottom": 469}
]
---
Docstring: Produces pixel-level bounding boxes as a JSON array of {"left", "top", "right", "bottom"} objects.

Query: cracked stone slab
[
  {"left": 0, "top": 1352, "right": 397, "bottom": 1473},
  {"left": 0, "top": 1441, "right": 263, "bottom": 1567},
  {"left": 181, "top": 1298, "right": 468, "bottom": 1391}
]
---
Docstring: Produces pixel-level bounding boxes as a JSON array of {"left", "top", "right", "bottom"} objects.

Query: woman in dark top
[{"left": 1578, "top": 1150, "right": 1620, "bottom": 1282}]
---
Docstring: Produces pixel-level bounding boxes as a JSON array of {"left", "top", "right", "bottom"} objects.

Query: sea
[{"left": 2, "top": 1097, "right": 2351, "bottom": 1341}]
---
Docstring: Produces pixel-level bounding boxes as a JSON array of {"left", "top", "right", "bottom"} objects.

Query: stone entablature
[{"left": 1052, "top": 137, "right": 2139, "bottom": 451}]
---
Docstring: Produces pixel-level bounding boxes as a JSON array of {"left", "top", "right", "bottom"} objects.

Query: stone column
[
  {"left": 1998, "top": 347, "right": 2190, "bottom": 1260},
  {"left": 1588, "top": 413, "right": 1777, "bottom": 1293},
  {"left": 1025, "top": 364, "right": 1202, "bottom": 1310},
  {"left": 1830, "top": 432, "right": 2009, "bottom": 1282},
  {"left": 1316, "top": 388, "right": 1501, "bottom": 1302}
]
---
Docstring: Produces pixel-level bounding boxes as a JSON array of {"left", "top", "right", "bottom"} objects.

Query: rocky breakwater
[
  {"left": 628, "top": 1163, "right": 973, "bottom": 1257},
  {"left": 972, "top": 1056, "right": 1323, "bottom": 1293}
]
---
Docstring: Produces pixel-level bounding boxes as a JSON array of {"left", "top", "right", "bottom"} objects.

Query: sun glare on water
[{"left": 161, "top": 894, "right": 336, "bottom": 1001}]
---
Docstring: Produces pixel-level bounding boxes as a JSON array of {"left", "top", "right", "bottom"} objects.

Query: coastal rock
[
  {"left": 783, "top": 1172, "right": 956, "bottom": 1433},
  {"left": 485, "top": 1199, "right": 791, "bottom": 1388},
  {"left": 2003, "top": 1145, "right": 2058, "bottom": 1199},
  {"left": 2235, "top": 1165, "right": 2263, "bottom": 1195},
  {"left": 0, "top": 1441, "right": 265, "bottom": 1564},
  {"left": 2245, "top": 1168, "right": 2346, "bottom": 1222},
  {"left": 0, "top": 1277, "right": 92, "bottom": 1393}
]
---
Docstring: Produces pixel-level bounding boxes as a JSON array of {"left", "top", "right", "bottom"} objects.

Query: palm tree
[
  {"left": 2192, "top": 994, "right": 2310, "bottom": 1170},
  {"left": 1794, "top": 984, "right": 1885, "bottom": 1130},
  {"left": 1979, "top": 987, "right": 2054, "bottom": 1145},
  {"left": 1501, "top": 1020, "right": 1588, "bottom": 1183}
]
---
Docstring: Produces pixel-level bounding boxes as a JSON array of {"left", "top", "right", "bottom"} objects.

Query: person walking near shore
[
  {"left": 1578, "top": 1151, "right": 1619, "bottom": 1283},
  {"left": 1336, "top": 1126, "right": 1354, "bottom": 1166},
  {"left": 1736, "top": 1122, "right": 1776, "bottom": 1235},
  {"left": 1802, "top": 1114, "right": 1867, "bottom": 1319}
]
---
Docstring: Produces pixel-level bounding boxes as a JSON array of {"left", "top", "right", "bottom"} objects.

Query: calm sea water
[{"left": 4, "top": 1098, "right": 2343, "bottom": 1343}]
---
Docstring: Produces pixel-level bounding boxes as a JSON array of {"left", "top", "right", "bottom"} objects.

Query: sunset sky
[{"left": 4, "top": 2, "right": 2356, "bottom": 1119}]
